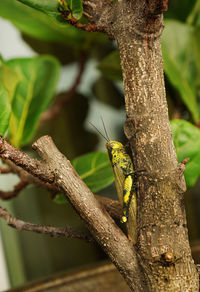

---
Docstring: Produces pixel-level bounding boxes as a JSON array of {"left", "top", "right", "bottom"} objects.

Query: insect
[{"left": 90, "top": 120, "right": 137, "bottom": 241}]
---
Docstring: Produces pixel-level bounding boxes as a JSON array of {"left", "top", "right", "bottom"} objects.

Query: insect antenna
[
  {"left": 88, "top": 122, "right": 109, "bottom": 142},
  {"left": 101, "top": 116, "right": 110, "bottom": 141}
]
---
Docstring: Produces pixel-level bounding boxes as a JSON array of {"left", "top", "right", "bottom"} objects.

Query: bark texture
[
  {"left": 0, "top": 0, "right": 199, "bottom": 291},
  {"left": 33, "top": 136, "right": 147, "bottom": 291},
  {"left": 83, "top": 0, "right": 199, "bottom": 290}
]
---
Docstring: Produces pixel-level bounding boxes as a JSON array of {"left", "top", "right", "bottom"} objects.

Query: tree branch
[
  {"left": 31, "top": 135, "right": 146, "bottom": 290},
  {"left": 147, "top": 0, "right": 168, "bottom": 15},
  {"left": 0, "top": 137, "right": 54, "bottom": 184},
  {"left": 0, "top": 165, "right": 12, "bottom": 174},
  {"left": 0, "top": 179, "right": 28, "bottom": 200},
  {"left": 59, "top": 14, "right": 105, "bottom": 32},
  {"left": 82, "top": 0, "right": 114, "bottom": 33},
  {"left": 95, "top": 194, "right": 121, "bottom": 220},
  {"left": 0, "top": 135, "right": 146, "bottom": 290},
  {"left": 0, "top": 137, "right": 122, "bottom": 220},
  {"left": 0, "top": 206, "right": 93, "bottom": 242}
]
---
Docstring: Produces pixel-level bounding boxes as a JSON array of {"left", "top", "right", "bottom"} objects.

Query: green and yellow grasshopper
[{"left": 91, "top": 121, "right": 137, "bottom": 241}]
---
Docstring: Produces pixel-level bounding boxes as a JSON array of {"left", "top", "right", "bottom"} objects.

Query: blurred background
[{"left": 0, "top": 0, "right": 200, "bottom": 290}]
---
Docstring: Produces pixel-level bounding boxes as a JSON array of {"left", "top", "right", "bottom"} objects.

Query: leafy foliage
[
  {"left": 0, "top": 83, "right": 11, "bottom": 136},
  {"left": 18, "top": 0, "right": 83, "bottom": 20},
  {"left": 162, "top": 20, "right": 200, "bottom": 123},
  {"left": 171, "top": 119, "right": 200, "bottom": 187},
  {"left": 0, "top": 56, "right": 60, "bottom": 147},
  {"left": 0, "top": 0, "right": 85, "bottom": 44}
]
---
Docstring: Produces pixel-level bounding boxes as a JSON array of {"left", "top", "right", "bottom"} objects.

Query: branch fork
[{"left": 0, "top": 135, "right": 146, "bottom": 290}]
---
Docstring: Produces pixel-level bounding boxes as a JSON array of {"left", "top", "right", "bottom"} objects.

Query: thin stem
[
  {"left": 0, "top": 206, "right": 93, "bottom": 242},
  {"left": 0, "top": 165, "right": 12, "bottom": 174},
  {"left": 0, "top": 179, "right": 28, "bottom": 200}
]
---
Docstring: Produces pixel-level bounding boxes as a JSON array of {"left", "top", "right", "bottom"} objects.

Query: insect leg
[{"left": 121, "top": 174, "right": 136, "bottom": 223}]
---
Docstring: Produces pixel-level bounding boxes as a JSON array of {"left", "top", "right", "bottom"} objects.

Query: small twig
[
  {"left": 0, "top": 165, "right": 12, "bottom": 174},
  {"left": 0, "top": 206, "right": 93, "bottom": 242},
  {"left": 95, "top": 194, "right": 121, "bottom": 220},
  {"left": 181, "top": 158, "right": 190, "bottom": 165},
  {"left": 68, "top": 21, "right": 105, "bottom": 33},
  {"left": 59, "top": 10, "right": 105, "bottom": 33},
  {"left": 40, "top": 55, "right": 87, "bottom": 124},
  {"left": 0, "top": 179, "right": 28, "bottom": 200}
]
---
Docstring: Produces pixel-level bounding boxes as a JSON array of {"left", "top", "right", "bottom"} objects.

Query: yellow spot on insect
[
  {"left": 124, "top": 192, "right": 129, "bottom": 203},
  {"left": 121, "top": 216, "right": 127, "bottom": 223}
]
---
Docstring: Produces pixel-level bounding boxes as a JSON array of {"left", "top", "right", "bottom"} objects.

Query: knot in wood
[{"left": 162, "top": 252, "right": 175, "bottom": 264}]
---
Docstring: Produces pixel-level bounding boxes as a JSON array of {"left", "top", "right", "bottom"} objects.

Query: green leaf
[
  {"left": 18, "top": 0, "right": 60, "bottom": 19},
  {"left": 18, "top": 0, "right": 82, "bottom": 20},
  {"left": 171, "top": 119, "right": 200, "bottom": 188},
  {"left": 97, "top": 50, "right": 122, "bottom": 81},
  {"left": 162, "top": 20, "right": 200, "bottom": 123},
  {"left": 53, "top": 193, "right": 67, "bottom": 204},
  {"left": 0, "top": 62, "right": 21, "bottom": 103},
  {"left": 5, "top": 55, "right": 60, "bottom": 147},
  {"left": 0, "top": 83, "right": 11, "bottom": 136},
  {"left": 0, "top": 0, "right": 85, "bottom": 45},
  {"left": 72, "top": 151, "right": 114, "bottom": 193},
  {"left": 67, "top": 0, "right": 83, "bottom": 19}
]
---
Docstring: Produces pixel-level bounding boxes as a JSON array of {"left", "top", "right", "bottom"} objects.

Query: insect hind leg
[{"left": 121, "top": 174, "right": 136, "bottom": 223}]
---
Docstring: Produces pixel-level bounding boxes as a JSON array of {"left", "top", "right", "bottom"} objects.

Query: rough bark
[
  {"left": 82, "top": 0, "right": 199, "bottom": 290},
  {"left": 0, "top": 0, "right": 199, "bottom": 291},
  {"left": 0, "top": 135, "right": 146, "bottom": 290},
  {"left": 33, "top": 136, "right": 147, "bottom": 290}
]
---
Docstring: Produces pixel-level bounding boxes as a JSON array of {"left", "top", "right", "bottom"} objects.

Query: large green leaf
[
  {"left": 0, "top": 61, "right": 21, "bottom": 103},
  {"left": 3, "top": 56, "right": 60, "bottom": 147},
  {"left": 162, "top": 20, "right": 200, "bottom": 123},
  {"left": 171, "top": 119, "right": 200, "bottom": 188},
  {"left": 18, "top": 0, "right": 83, "bottom": 20},
  {"left": 72, "top": 151, "right": 114, "bottom": 192},
  {"left": 0, "top": 83, "right": 11, "bottom": 136},
  {"left": 0, "top": 0, "right": 85, "bottom": 45},
  {"left": 18, "top": 0, "right": 60, "bottom": 19}
]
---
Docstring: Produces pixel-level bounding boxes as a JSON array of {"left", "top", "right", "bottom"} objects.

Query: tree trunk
[
  {"left": 0, "top": 0, "right": 199, "bottom": 290},
  {"left": 115, "top": 2, "right": 198, "bottom": 291},
  {"left": 83, "top": 0, "right": 199, "bottom": 290}
]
